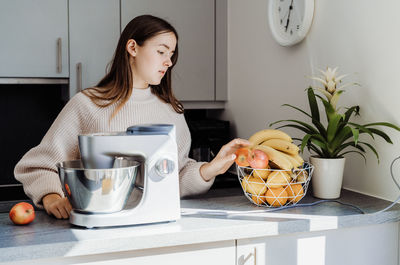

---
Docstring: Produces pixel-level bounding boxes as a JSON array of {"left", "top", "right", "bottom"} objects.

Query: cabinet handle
[
  {"left": 57, "top": 38, "right": 62, "bottom": 73},
  {"left": 242, "top": 247, "right": 257, "bottom": 265},
  {"left": 77, "top": 62, "right": 82, "bottom": 92}
]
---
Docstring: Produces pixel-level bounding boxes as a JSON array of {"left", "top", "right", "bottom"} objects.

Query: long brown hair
[{"left": 83, "top": 15, "right": 183, "bottom": 120}]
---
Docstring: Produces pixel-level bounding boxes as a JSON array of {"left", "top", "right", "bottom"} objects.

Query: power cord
[
  {"left": 263, "top": 199, "right": 366, "bottom": 214},
  {"left": 370, "top": 155, "right": 400, "bottom": 214}
]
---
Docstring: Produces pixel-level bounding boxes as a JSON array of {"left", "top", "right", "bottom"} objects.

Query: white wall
[{"left": 223, "top": 0, "right": 400, "bottom": 201}]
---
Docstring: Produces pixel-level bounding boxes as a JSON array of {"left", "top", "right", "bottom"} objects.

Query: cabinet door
[
  {"left": 121, "top": 0, "right": 215, "bottom": 101},
  {"left": 237, "top": 222, "right": 399, "bottom": 265},
  {"left": 0, "top": 0, "right": 68, "bottom": 77},
  {"left": 69, "top": 0, "right": 120, "bottom": 98}
]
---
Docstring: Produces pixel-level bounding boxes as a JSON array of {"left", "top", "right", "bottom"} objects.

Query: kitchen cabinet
[
  {"left": 0, "top": 0, "right": 68, "bottom": 78},
  {"left": 10, "top": 241, "right": 236, "bottom": 265},
  {"left": 1, "top": 190, "right": 400, "bottom": 264},
  {"left": 69, "top": 0, "right": 120, "bottom": 99},
  {"left": 121, "top": 0, "right": 217, "bottom": 102},
  {"left": 236, "top": 222, "right": 398, "bottom": 265}
]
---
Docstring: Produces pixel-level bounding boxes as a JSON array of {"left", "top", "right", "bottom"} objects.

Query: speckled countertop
[{"left": 0, "top": 188, "right": 399, "bottom": 263}]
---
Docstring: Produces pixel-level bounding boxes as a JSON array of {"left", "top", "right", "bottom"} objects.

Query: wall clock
[{"left": 268, "top": 0, "right": 314, "bottom": 46}]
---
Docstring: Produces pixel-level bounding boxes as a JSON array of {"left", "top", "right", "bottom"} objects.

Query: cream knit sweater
[{"left": 14, "top": 88, "right": 214, "bottom": 207}]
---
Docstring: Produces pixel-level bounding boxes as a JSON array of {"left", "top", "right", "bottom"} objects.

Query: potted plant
[{"left": 271, "top": 67, "right": 400, "bottom": 199}]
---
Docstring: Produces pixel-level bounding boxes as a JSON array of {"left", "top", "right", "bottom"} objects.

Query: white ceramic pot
[{"left": 309, "top": 156, "right": 346, "bottom": 199}]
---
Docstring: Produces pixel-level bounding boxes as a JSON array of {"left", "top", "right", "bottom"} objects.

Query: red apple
[
  {"left": 235, "top": 147, "right": 250, "bottom": 167},
  {"left": 247, "top": 149, "right": 269, "bottom": 169},
  {"left": 9, "top": 202, "right": 35, "bottom": 225}
]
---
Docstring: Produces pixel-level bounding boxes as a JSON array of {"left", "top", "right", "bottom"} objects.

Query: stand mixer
[{"left": 57, "top": 124, "right": 181, "bottom": 228}]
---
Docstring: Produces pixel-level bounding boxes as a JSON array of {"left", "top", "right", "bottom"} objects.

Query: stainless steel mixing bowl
[{"left": 57, "top": 158, "right": 140, "bottom": 213}]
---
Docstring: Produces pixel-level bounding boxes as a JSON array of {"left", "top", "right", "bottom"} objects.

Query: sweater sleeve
[
  {"left": 14, "top": 93, "right": 91, "bottom": 208},
  {"left": 176, "top": 115, "right": 215, "bottom": 198}
]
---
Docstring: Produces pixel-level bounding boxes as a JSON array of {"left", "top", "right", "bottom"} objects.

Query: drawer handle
[
  {"left": 57, "top": 38, "right": 62, "bottom": 73},
  {"left": 242, "top": 247, "right": 257, "bottom": 265},
  {"left": 77, "top": 62, "right": 82, "bottom": 92},
  {"left": 254, "top": 247, "right": 257, "bottom": 265}
]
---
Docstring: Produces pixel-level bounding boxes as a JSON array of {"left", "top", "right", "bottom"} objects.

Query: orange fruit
[
  {"left": 292, "top": 170, "right": 308, "bottom": 183},
  {"left": 266, "top": 187, "right": 288, "bottom": 207},
  {"left": 252, "top": 165, "right": 271, "bottom": 180},
  {"left": 241, "top": 176, "right": 267, "bottom": 195},
  {"left": 266, "top": 171, "right": 291, "bottom": 188},
  {"left": 251, "top": 194, "right": 267, "bottom": 205},
  {"left": 240, "top": 175, "right": 251, "bottom": 191},
  {"left": 286, "top": 184, "right": 304, "bottom": 203}
]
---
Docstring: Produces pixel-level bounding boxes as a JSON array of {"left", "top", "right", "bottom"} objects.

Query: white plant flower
[{"left": 309, "top": 67, "right": 354, "bottom": 110}]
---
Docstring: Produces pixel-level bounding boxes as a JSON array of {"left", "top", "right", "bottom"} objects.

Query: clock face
[{"left": 268, "top": 0, "right": 314, "bottom": 46}]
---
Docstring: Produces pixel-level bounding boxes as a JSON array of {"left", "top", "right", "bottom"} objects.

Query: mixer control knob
[{"left": 155, "top": 158, "right": 175, "bottom": 176}]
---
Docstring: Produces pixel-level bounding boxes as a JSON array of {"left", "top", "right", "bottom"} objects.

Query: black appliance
[
  {"left": 0, "top": 83, "right": 68, "bottom": 201},
  {"left": 185, "top": 110, "right": 238, "bottom": 189}
]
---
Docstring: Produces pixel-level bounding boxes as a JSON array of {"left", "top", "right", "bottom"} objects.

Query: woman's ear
[{"left": 126, "top": 39, "right": 138, "bottom": 57}]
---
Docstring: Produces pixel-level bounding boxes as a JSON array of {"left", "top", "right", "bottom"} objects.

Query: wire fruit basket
[{"left": 236, "top": 163, "right": 314, "bottom": 208}]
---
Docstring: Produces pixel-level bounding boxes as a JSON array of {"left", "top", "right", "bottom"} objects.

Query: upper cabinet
[
  {"left": 0, "top": 0, "right": 69, "bottom": 78},
  {"left": 0, "top": 0, "right": 226, "bottom": 103},
  {"left": 69, "top": 0, "right": 119, "bottom": 98},
  {"left": 121, "top": 0, "right": 216, "bottom": 101}
]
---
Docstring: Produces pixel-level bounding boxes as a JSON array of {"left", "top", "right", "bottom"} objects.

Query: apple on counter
[{"left": 9, "top": 202, "right": 35, "bottom": 225}]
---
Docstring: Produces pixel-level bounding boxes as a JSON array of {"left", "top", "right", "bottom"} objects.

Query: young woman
[{"left": 14, "top": 15, "right": 249, "bottom": 219}]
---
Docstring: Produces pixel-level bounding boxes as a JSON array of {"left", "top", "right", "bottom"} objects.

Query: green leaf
[
  {"left": 309, "top": 145, "right": 324, "bottom": 157},
  {"left": 316, "top": 95, "right": 335, "bottom": 121},
  {"left": 281, "top": 104, "right": 312, "bottom": 119},
  {"left": 311, "top": 118, "right": 328, "bottom": 138},
  {"left": 301, "top": 134, "right": 312, "bottom": 153},
  {"left": 358, "top": 141, "right": 380, "bottom": 163},
  {"left": 307, "top": 87, "right": 320, "bottom": 122},
  {"left": 337, "top": 151, "right": 367, "bottom": 164},
  {"left": 275, "top": 124, "right": 313, "bottom": 135},
  {"left": 330, "top": 126, "right": 352, "bottom": 151},
  {"left": 327, "top": 114, "right": 343, "bottom": 142},
  {"left": 344, "top": 106, "right": 360, "bottom": 123},
  {"left": 367, "top": 128, "right": 393, "bottom": 144},
  {"left": 271, "top": 119, "right": 319, "bottom": 134},
  {"left": 336, "top": 106, "right": 360, "bottom": 132},
  {"left": 347, "top": 122, "right": 374, "bottom": 140},
  {"left": 364, "top": 122, "right": 400, "bottom": 131},
  {"left": 331, "top": 141, "right": 365, "bottom": 157},
  {"left": 350, "top": 127, "right": 359, "bottom": 146},
  {"left": 309, "top": 137, "right": 328, "bottom": 151}
]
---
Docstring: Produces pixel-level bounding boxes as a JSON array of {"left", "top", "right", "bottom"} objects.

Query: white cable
[{"left": 371, "top": 156, "right": 400, "bottom": 214}]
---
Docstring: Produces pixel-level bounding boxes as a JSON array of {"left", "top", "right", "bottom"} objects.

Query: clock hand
[
  {"left": 281, "top": 9, "right": 289, "bottom": 22},
  {"left": 285, "top": 0, "right": 294, "bottom": 32}
]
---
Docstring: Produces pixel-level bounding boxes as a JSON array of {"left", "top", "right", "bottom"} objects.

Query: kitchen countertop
[{"left": 0, "top": 188, "right": 399, "bottom": 263}]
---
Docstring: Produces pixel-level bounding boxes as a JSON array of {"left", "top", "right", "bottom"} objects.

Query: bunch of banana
[{"left": 248, "top": 129, "right": 304, "bottom": 170}]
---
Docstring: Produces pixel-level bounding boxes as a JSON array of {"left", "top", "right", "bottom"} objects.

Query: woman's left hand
[{"left": 200, "top": 138, "right": 251, "bottom": 181}]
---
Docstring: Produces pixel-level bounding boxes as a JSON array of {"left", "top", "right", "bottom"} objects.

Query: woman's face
[{"left": 129, "top": 32, "right": 177, "bottom": 88}]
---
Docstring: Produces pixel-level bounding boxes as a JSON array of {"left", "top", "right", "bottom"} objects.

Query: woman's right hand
[{"left": 42, "top": 193, "right": 72, "bottom": 219}]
